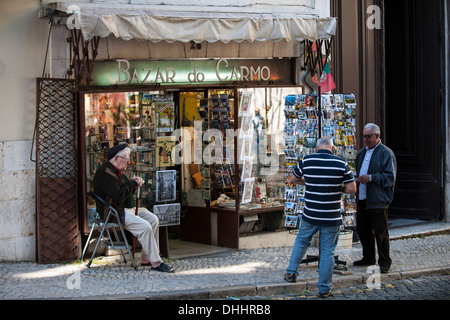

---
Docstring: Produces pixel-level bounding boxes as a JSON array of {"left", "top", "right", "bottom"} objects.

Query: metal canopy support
[
  {"left": 304, "top": 38, "right": 333, "bottom": 77},
  {"left": 69, "top": 29, "right": 100, "bottom": 85}
]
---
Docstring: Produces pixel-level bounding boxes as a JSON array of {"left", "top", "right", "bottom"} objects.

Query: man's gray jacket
[{"left": 355, "top": 143, "right": 397, "bottom": 209}]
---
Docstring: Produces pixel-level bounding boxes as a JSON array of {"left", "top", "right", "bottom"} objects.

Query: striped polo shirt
[{"left": 293, "top": 149, "right": 354, "bottom": 226}]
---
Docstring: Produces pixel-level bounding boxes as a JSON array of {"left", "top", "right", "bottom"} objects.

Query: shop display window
[
  {"left": 180, "top": 87, "right": 304, "bottom": 213},
  {"left": 84, "top": 91, "right": 180, "bottom": 229},
  {"left": 236, "top": 88, "right": 300, "bottom": 211},
  {"left": 83, "top": 87, "right": 308, "bottom": 232}
]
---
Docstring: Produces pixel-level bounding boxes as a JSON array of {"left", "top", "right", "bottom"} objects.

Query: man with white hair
[
  {"left": 93, "top": 143, "right": 174, "bottom": 273},
  {"left": 354, "top": 123, "right": 397, "bottom": 274}
]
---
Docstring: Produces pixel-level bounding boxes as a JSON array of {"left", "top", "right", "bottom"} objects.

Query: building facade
[{"left": 0, "top": 0, "right": 448, "bottom": 262}]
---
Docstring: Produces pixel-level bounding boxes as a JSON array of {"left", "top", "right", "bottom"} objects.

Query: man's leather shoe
[
  {"left": 380, "top": 265, "right": 390, "bottom": 273},
  {"left": 353, "top": 259, "right": 376, "bottom": 266},
  {"left": 152, "top": 262, "right": 175, "bottom": 273}
]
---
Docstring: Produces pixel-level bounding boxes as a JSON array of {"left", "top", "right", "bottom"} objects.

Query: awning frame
[
  {"left": 48, "top": 2, "right": 336, "bottom": 85},
  {"left": 50, "top": 2, "right": 337, "bottom": 43}
]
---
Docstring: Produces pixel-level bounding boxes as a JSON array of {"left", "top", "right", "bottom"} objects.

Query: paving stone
[{"left": 0, "top": 230, "right": 448, "bottom": 300}]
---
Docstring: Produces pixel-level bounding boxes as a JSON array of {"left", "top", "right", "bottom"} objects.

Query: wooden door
[{"left": 384, "top": 0, "right": 445, "bottom": 220}]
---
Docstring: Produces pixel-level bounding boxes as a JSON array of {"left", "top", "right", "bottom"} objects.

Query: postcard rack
[{"left": 282, "top": 92, "right": 358, "bottom": 233}]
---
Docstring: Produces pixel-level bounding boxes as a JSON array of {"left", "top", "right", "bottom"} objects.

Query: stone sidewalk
[{"left": 0, "top": 220, "right": 449, "bottom": 300}]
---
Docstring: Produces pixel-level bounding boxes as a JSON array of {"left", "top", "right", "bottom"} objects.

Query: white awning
[{"left": 54, "top": 3, "right": 336, "bottom": 43}]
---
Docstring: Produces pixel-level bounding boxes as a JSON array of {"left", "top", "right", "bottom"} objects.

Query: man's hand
[
  {"left": 356, "top": 174, "right": 371, "bottom": 184},
  {"left": 132, "top": 176, "right": 144, "bottom": 188},
  {"left": 287, "top": 174, "right": 305, "bottom": 186}
]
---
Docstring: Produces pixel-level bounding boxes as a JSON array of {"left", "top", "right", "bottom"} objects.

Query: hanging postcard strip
[
  {"left": 156, "top": 101, "right": 175, "bottom": 132},
  {"left": 238, "top": 91, "right": 253, "bottom": 116},
  {"left": 239, "top": 114, "right": 253, "bottom": 137},
  {"left": 156, "top": 136, "right": 175, "bottom": 167},
  {"left": 241, "top": 159, "right": 253, "bottom": 180},
  {"left": 241, "top": 178, "right": 255, "bottom": 203},
  {"left": 239, "top": 135, "right": 254, "bottom": 162}
]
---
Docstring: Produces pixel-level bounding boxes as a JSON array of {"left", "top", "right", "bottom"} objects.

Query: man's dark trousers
[{"left": 356, "top": 200, "right": 392, "bottom": 269}]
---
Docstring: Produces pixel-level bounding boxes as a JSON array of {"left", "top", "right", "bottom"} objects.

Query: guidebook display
[{"left": 282, "top": 93, "right": 357, "bottom": 230}]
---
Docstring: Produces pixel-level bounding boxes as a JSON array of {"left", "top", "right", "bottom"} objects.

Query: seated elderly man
[{"left": 93, "top": 143, "right": 174, "bottom": 273}]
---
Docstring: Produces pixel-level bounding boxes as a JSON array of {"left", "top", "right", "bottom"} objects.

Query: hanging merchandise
[
  {"left": 283, "top": 93, "right": 357, "bottom": 231},
  {"left": 155, "top": 94, "right": 175, "bottom": 133},
  {"left": 209, "top": 91, "right": 236, "bottom": 208}
]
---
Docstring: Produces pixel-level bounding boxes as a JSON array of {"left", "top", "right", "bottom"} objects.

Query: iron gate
[{"left": 35, "top": 78, "right": 79, "bottom": 263}]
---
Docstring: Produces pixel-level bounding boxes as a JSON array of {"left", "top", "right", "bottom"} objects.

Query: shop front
[
  {"left": 79, "top": 58, "right": 305, "bottom": 254},
  {"left": 34, "top": 2, "right": 339, "bottom": 262}
]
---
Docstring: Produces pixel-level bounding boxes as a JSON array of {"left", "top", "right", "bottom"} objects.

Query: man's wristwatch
[{"left": 368, "top": 175, "right": 372, "bottom": 183}]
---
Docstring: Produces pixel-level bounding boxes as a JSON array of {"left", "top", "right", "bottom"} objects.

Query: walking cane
[{"left": 132, "top": 187, "right": 140, "bottom": 258}]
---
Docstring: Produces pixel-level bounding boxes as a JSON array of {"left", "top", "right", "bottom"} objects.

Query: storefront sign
[{"left": 89, "top": 59, "right": 293, "bottom": 87}]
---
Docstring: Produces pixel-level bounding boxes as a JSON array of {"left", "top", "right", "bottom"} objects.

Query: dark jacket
[
  {"left": 355, "top": 142, "right": 397, "bottom": 209},
  {"left": 93, "top": 161, "right": 138, "bottom": 223}
]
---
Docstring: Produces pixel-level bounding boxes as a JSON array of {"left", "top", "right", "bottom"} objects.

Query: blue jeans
[{"left": 286, "top": 219, "right": 340, "bottom": 294}]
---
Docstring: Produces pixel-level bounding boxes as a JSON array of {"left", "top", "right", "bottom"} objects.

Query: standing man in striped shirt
[{"left": 284, "top": 137, "right": 356, "bottom": 298}]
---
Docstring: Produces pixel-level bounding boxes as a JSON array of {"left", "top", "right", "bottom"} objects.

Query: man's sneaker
[
  {"left": 318, "top": 290, "right": 333, "bottom": 298},
  {"left": 284, "top": 273, "right": 297, "bottom": 283}
]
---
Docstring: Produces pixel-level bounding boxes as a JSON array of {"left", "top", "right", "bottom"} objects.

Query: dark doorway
[{"left": 384, "top": 0, "right": 445, "bottom": 220}]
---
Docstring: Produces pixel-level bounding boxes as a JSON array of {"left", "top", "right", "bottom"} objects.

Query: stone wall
[{"left": 0, "top": 140, "right": 36, "bottom": 261}]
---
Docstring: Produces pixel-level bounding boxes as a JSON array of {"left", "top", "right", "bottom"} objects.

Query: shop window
[
  {"left": 179, "top": 87, "right": 304, "bottom": 214},
  {"left": 84, "top": 90, "right": 181, "bottom": 229}
]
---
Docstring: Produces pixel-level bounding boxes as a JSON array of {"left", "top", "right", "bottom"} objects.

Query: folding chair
[{"left": 82, "top": 192, "right": 137, "bottom": 270}]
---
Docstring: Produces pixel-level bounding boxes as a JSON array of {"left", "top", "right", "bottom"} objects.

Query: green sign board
[{"left": 89, "top": 58, "right": 293, "bottom": 87}]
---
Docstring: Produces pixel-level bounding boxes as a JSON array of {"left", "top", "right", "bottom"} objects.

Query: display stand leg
[
  {"left": 159, "top": 226, "right": 169, "bottom": 258},
  {"left": 300, "top": 231, "right": 348, "bottom": 271}
]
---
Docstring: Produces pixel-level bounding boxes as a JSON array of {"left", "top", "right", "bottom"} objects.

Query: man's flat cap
[{"left": 106, "top": 143, "right": 128, "bottom": 160}]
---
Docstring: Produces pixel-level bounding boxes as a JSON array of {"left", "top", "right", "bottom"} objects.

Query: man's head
[
  {"left": 316, "top": 136, "right": 334, "bottom": 152},
  {"left": 362, "top": 123, "right": 381, "bottom": 149},
  {"left": 108, "top": 144, "right": 130, "bottom": 171}
]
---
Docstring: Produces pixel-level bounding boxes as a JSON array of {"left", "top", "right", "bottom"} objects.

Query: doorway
[{"left": 384, "top": 0, "right": 445, "bottom": 220}]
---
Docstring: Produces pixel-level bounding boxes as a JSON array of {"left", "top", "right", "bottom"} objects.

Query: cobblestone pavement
[
  {"left": 0, "top": 232, "right": 449, "bottom": 300},
  {"left": 232, "top": 275, "right": 450, "bottom": 300}
]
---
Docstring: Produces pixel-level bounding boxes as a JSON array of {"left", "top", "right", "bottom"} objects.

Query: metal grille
[{"left": 36, "top": 78, "right": 79, "bottom": 263}]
